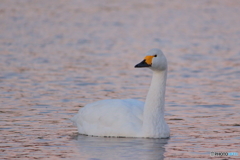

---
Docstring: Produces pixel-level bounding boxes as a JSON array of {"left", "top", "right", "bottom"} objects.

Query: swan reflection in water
[{"left": 71, "top": 134, "right": 169, "bottom": 160}]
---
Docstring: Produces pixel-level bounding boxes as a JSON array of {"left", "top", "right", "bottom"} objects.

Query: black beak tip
[
  {"left": 134, "top": 64, "right": 139, "bottom": 68},
  {"left": 134, "top": 60, "right": 151, "bottom": 68}
]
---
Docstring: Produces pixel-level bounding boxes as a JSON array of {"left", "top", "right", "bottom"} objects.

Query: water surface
[{"left": 1, "top": 0, "right": 240, "bottom": 159}]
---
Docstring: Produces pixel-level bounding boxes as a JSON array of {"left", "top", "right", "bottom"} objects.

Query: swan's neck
[{"left": 142, "top": 70, "right": 168, "bottom": 137}]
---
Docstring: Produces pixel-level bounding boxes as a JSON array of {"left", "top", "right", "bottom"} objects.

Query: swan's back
[{"left": 71, "top": 99, "right": 144, "bottom": 137}]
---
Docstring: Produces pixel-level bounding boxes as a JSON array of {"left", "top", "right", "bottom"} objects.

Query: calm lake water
[{"left": 1, "top": 0, "right": 240, "bottom": 159}]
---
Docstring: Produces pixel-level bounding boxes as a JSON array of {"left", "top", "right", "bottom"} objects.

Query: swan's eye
[{"left": 154, "top": 55, "right": 157, "bottom": 57}]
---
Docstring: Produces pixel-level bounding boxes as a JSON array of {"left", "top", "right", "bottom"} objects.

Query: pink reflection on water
[{"left": 0, "top": 0, "right": 240, "bottom": 159}]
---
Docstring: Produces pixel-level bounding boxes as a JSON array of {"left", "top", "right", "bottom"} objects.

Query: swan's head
[{"left": 135, "top": 48, "right": 167, "bottom": 71}]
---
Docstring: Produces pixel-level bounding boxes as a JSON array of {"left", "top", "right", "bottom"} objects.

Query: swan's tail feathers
[{"left": 70, "top": 114, "right": 78, "bottom": 126}]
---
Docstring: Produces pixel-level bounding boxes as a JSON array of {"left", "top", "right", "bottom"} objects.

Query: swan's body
[
  {"left": 71, "top": 99, "right": 144, "bottom": 137},
  {"left": 71, "top": 49, "right": 170, "bottom": 138}
]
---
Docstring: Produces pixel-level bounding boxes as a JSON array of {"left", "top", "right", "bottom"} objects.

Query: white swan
[{"left": 71, "top": 48, "right": 170, "bottom": 138}]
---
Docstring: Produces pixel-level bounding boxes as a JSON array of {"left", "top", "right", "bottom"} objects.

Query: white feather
[{"left": 71, "top": 49, "right": 170, "bottom": 138}]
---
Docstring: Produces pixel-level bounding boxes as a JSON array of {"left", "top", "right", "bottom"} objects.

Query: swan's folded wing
[{"left": 72, "top": 99, "right": 144, "bottom": 137}]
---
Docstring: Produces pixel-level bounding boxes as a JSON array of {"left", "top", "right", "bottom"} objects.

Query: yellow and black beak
[{"left": 135, "top": 55, "right": 154, "bottom": 68}]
